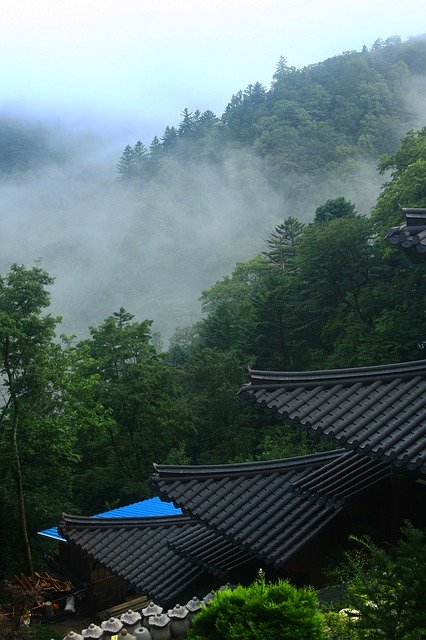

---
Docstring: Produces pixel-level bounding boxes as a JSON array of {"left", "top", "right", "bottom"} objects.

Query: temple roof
[
  {"left": 39, "top": 497, "right": 181, "bottom": 542},
  {"left": 387, "top": 208, "right": 426, "bottom": 261},
  {"left": 238, "top": 360, "right": 426, "bottom": 474},
  {"left": 168, "top": 526, "right": 253, "bottom": 576},
  {"left": 59, "top": 512, "right": 253, "bottom": 604},
  {"left": 61, "top": 446, "right": 395, "bottom": 602},
  {"left": 292, "top": 451, "right": 391, "bottom": 506},
  {"left": 59, "top": 514, "right": 203, "bottom": 604},
  {"left": 150, "top": 450, "right": 344, "bottom": 569}
]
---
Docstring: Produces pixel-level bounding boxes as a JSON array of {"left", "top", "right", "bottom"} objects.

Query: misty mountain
[{"left": 1, "top": 36, "right": 425, "bottom": 340}]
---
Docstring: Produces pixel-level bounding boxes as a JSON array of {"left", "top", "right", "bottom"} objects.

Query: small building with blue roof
[
  {"left": 38, "top": 496, "right": 181, "bottom": 542},
  {"left": 38, "top": 497, "right": 181, "bottom": 611}
]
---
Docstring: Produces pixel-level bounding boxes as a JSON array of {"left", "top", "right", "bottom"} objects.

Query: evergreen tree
[
  {"left": 161, "top": 126, "right": 178, "bottom": 149},
  {"left": 314, "top": 197, "right": 357, "bottom": 224},
  {"left": 116, "top": 144, "right": 136, "bottom": 180},
  {"left": 263, "top": 216, "right": 305, "bottom": 270}
]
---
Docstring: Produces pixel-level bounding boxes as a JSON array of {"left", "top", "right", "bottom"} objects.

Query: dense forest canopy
[
  {"left": 117, "top": 35, "right": 424, "bottom": 190},
  {"left": 0, "top": 36, "right": 425, "bottom": 580},
  {"left": 1, "top": 36, "right": 426, "bottom": 340}
]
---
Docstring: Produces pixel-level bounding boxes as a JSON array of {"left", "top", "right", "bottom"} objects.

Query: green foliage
[
  {"left": 263, "top": 217, "right": 304, "bottom": 269},
  {"left": 322, "top": 612, "right": 359, "bottom": 640},
  {"left": 30, "top": 624, "right": 61, "bottom": 640},
  {"left": 372, "top": 127, "right": 426, "bottom": 238},
  {"left": 73, "top": 307, "right": 196, "bottom": 510},
  {"left": 333, "top": 523, "right": 426, "bottom": 640},
  {"left": 297, "top": 216, "right": 377, "bottom": 330},
  {"left": 115, "top": 37, "right": 426, "bottom": 218},
  {"left": 257, "top": 425, "right": 331, "bottom": 461},
  {"left": 178, "top": 346, "right": 261, "bottom": 464},
  {"left": 313, "top": 197, "right": 357, "bottom": 224},
  {"left": 187, "top": 577, "right": 326, "bottom": 640},
  {"left": 0, "top": 264, "right": 63, "bottom": 574}
]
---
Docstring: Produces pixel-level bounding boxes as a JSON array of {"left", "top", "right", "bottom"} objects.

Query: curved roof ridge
[
  {"left": 239, "top": 362, "right": 426, "bottom": 472},
  {"left": 152, "top": 449, "right": 344, "bottom": 477},
  {"left": 247, "top": 359, "right": 426, "bottom": 385},
  {"left": 60, "top": 512, "right": 191, "bottom": 528}
]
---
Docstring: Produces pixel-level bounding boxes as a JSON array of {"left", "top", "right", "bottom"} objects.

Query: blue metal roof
[{"left": 38, "top": 497, "right": 182, "bottom": 542}]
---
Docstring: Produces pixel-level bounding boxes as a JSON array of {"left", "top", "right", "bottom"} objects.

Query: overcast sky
[{"left": 1, "top": 0, "right": 425, "bottom": 142}]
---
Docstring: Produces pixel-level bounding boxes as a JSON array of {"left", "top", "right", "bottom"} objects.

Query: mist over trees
[
  {"left": 1, "top": 36, "right": 425, "bottom": 340},
  {"left": 117, "top": 35, "right": 425, "bottom": 195},
  {"left": 0, "top": 124, "right": 424, "bottom": 578},
  {"left": 0, "top": 36, "right": 425, "bottom": 578}
]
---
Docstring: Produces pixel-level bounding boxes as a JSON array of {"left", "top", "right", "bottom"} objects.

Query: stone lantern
[
  {"left": 133, "top": 626, "right": 152, "bottom": 640},
  {"left": 202, "top": 591, "right": 215, "bottom": 604},
  {"left": 63, "top": 633, "right": 84, "bottom": 640},
  {"left": 142, "top": 602, "right": 163, "bottom": 629}
]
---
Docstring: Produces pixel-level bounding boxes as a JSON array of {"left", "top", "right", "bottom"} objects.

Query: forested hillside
[
  {"left": 0, "top": 36, "right": 425, "bottom": 579},
  {"left": 117, "top": 35, "right": 425, "bottom": 192},
  {"left": 1, "top": 37, "right": 425, "bottom": 340},
  {"left": 112, "top": 35, "right": 426, "bottom": 334}
]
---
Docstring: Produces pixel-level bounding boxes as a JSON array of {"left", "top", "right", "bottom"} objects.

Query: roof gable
[
  {"left": 150, "top": 451, "right": 344, "bottom": 568},
  {"left": 59, "top": 514, "right": 202, "bottom": 604},
  {"left": 38, "top": 497, "right": 182, "bottom": 541},
  {"left": 387, "top": 208, "right": 426, "bottom": 264},
  {"left": 239, "top": 360, "right": 426, "bottom": 473}
]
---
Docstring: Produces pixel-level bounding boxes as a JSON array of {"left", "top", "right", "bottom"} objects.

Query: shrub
[
  {"left": 332, "top": 522, "right": 426, "bottom": 640},
  {"left": 30, "top": 624, "right": 61, "bottom": 640},
  {"left": 186, "top": 575, "right": 326, "bottom": 640},
  {"left": 322, "top": 611, "right": 359, "bottom": 640}
]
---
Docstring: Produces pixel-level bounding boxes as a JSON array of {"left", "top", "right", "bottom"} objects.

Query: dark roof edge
[
  {"left": 152, "top": 449, "right": 344, "bottom": 477},
  {"left": 60, "top": 513, "right": 191, "bottom": 529},
  {"left": 58, "top": 527, "right": 203, "bottom": 606},
  {"left": 246, "top": 359, "right": 426, "bottom": 385},
  {"left": 403, "top": 208, "right": 426, "bottom": 225}
]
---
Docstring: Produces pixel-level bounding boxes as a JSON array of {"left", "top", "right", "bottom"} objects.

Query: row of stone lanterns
[{"left": 61, "top": 587, "right": 234, "bottom": 640}]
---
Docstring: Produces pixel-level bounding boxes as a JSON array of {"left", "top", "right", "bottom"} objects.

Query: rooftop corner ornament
[{"left": 387, "top": 208, "right": 426, "bottom": 266}]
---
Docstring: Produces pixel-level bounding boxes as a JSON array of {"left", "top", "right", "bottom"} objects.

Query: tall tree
[
  {"left": 313, "top": 197, "right": 357, "bottom": 224},
  {"left": 372, "top": 127, "right": 426, "bottom": 235},
  {"left": 77, "top": 308, "right": 195, "bottom": 508},
  {"left": 0, "top": 264, "right": 58, "bottom": 574},
  {"left": 116, "top": 144, "right": 136, "bottom": 180},
  {"left": 263, "top": 216, "right": 305, "bottom": 270}
]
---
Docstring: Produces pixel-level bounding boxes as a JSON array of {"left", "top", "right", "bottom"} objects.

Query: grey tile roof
[
  {"left": 59, "top": 513, "right": 255, "bottom": 604},
  {"left": 292, "top": 451, "right": 391, "bottom": 506},
  {"left": 59, "top": 514, "right": 204, "bottom": 605},
  {"left": 61, "top": 447, "right": 394, "bottom": 602},
  {"left": 387, "top": 208, "right": 426, "bottom": 255},
  {"left": 238, "top": 360, "right": 426, "bottom": 474},
  {"left": 149, "top": 451, "right": 344, "bottom": 568},
  {"left": 168, "top": 526, "right": 253, "bottom": 575}
]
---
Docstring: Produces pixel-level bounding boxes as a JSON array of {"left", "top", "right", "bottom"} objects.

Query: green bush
[
  {"left": 323, "top": 611, "right": 360, "bottom": 640},
  {"left": 331, "top": 522, "right": 426, "bottom": 640},
  {"left": 186, "top": 576, "right": 326, "bottom": 640},
  {"left": 30, "top": 623, "right": 62, "bottom": 640},
  {"left": 0, "top": 621, "right": 62, "bottom": 640}
]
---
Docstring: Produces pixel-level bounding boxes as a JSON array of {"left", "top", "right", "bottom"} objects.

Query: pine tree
[
  {"left": 116, "top": 144, "right": 136, "bottom": 180},
  {"left": 263, "top": 216, "right": 305, "bottom": 270}
]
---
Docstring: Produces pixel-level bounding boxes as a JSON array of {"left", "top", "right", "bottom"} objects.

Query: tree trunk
[{"left": 11, "top": 410, "right": 33, "bottom": 575}]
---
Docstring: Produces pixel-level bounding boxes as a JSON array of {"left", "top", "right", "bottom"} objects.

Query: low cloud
[{"left": 0, "top": 117, "right": 387, "bottom": 341}]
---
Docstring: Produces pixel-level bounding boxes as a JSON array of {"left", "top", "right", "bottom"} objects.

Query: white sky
[{"left": 0, "top": 0, "right": 425, "bottom": 140}]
